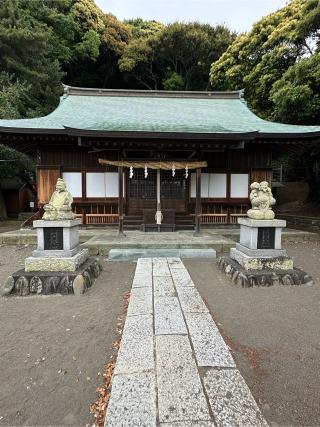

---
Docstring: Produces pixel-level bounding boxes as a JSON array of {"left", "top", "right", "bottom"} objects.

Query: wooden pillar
[
  {"left": 156, "top": 168, "right": 161, "bottom": 212},
  {"left": 155, "top": 168, "right": 162, "bottom": 231},
  {"left": 118, "top": 166, "right": 125, "bottom": 236},
  {"left": 194, "top": 167, "right": 202, "bottom": 235}
]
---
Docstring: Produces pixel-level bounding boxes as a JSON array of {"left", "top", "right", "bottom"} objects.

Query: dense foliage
[
  {"left": 120, "top": 21, "right": 234, "bottom": 90},
  {"left": 0, "top": 145, "right": 35, "bottom": 182},
  {"left": 210, "top": 0, "right": 320, "bottom": 124},
  {"left": 0, "top": 0, "right": 234, "bottom": 119}
]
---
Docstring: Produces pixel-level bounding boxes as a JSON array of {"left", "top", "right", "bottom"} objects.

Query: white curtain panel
[
  {"left": 62, "top": 172, "right": 82, "bottom": 197},
  {"left": 208, "top": 173, "right": 227, "bottom": 198},
  {"left": 230, "top": 173, "right": 249, "bottom": 198},
  {"left": 86, "top": 172, "right": 105, "bottom": 197}
]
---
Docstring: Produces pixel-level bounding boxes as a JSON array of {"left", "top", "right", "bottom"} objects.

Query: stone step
[
  {"left": 124, "top": 224, "right": 141, "bottom": 230},
  {"left": 175, "top": 225, "right": 195, "bottom": 231},
  {"left": 108, "top": 248, "right": 217, "bottom": 261}
]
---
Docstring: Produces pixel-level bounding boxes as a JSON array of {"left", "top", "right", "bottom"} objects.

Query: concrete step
[
  {"left": 124, "top": 216, "right": 142, "bottom": 221},
  {"left": 124, "top": 224, "right": 142, "bottom": 230},
  {"left": 108, "top": 248, "right": 216, "bottom": 261},
  {"left": 123, "top": 219, "right": 142, "bottom": 225},
  {"left": 175, "top": 225, "right": 195, "bottom": 231}
]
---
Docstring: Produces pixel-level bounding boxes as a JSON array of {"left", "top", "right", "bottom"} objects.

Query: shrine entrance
[
  {"left": 98, "top": 159, "right": 207, "bottom": 234},
  {"left": 127, "top": 169, "right": 187, "bottom": 214}
]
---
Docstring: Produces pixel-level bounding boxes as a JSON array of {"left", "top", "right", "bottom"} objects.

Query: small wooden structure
[{"left": 1, "top": 179, "right": 36, "bottom": 217}]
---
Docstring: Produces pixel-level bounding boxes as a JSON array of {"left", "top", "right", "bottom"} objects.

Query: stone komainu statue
[
  {"left": 247, "top": 181, "right": 276, "bottom": 220},
  {"left": 42, "top": 178, "right": 75, "bottom": 220}
]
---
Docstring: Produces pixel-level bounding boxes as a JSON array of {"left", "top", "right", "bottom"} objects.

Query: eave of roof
[{"left": 0, "top": 85, "right": 319, "bottom": 138}]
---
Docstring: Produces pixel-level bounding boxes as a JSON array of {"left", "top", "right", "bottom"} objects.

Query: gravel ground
[
  {"left": 0, "top": 244, "right": 135, "bottom": 427},
  {"left": 0, "top": 241, "right": 319, "bottom": 426},
  {"left": 185, "top": 240, "right": 320, "bottom": 427}
]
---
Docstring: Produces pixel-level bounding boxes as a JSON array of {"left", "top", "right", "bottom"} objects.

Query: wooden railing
[
  {"left": 230, "top": 214, "right": 247, "bottom": 224},
  {"left": 86, "top": 214, "right": 119, "bottom": 225},
  {"left": 190, "top": 213, "right": 248, "bottom": 224},
  {"left": 191, "top": 214, "right": 228, "bottom": 224},
  {"left": 21, "top": 207, "right": 44, "bottom": 228}
]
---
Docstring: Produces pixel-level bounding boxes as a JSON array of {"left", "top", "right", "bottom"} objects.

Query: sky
[{"left": 95, "top": 0, "right": 289, "bottom": 33}]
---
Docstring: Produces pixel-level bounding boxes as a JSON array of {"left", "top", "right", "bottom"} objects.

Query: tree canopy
[
  {"left": 0, "top": 1, "right": 235, "bottom": 118},
  {"left": 210, "top": 0, "right": 320, "bottom": 122},
  {"left": 119, "top": 22, "right": 234, "bottom": 90}
]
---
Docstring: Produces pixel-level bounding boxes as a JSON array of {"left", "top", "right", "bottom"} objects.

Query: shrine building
[{"left": 1, "top": 86, "right": 320, "bottom": 233}]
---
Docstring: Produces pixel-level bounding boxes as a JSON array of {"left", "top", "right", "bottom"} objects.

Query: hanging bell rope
[{"left": 98, "top": 159, "right": 207, "bottom": 170}]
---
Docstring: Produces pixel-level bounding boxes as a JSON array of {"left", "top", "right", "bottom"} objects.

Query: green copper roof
[{"left": 0, "top": 86, "right": 320, "bottom": 136}]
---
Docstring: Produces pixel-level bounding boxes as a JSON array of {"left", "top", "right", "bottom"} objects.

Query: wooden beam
[{"left": 118, "top": 166, "right": 125, "bottom": 236}]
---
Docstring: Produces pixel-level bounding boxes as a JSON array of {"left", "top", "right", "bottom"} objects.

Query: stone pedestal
[
  {"left": 3, "top": 218, "right": 102, "bottom": 297},
  {"left": 230, "top": 218, "right": 293, "bottom": 271},
  {"left": 219, "top": 217, "right": 312, "bottom": 287},
  {"left": 32, "top": 218, "right": 81, "bottom": 258},
  {"left": 25, "top": 218, "right": 89, "bottom": 272}
]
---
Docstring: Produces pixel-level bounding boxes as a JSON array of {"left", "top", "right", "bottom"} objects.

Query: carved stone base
[
  {"left": 25, "top": 249, "right": 89, "bottom": 272},
  {"left": 218, "top": 257, "right": 313, "bottom": 288},
  {"left": 6, "top": 258, "right": 102, "bottom": 296},
  {"left": 230, "top": 248, "right": 294, "bottom": 271}
]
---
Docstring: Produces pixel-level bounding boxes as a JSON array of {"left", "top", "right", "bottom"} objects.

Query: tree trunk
[{"left": 0, "top": 189, "right": 8, "bottom": 220}]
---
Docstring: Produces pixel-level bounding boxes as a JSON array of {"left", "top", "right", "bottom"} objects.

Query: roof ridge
[{"left": 63, "top": 85, "right": 242, "bottom": 100}]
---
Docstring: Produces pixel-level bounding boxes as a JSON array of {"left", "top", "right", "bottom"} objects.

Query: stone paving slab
[
  {"left": 105, "top": 372, "right": 157, "bottom": 427},
  {"left": 137, "top": 257, "right": 153, "bottom": 267},
  {"left": 176, "top": 287, "right": 209, "bottom": 313},
  {"left": 127, "top": 287, "right": 153, "bottom": 317},
  {"left": 153, "top": 260, "right": 171, "bottom": 276},
  {"left": 105, "top": 257, "right": 268, "bottom": 427},
  {"left": 132, "top": 272, "right": 153, "bottom": 288},
  {"left": 114, "top": 314, "right": 154, "bottom": 375},
  {"left": 156, "top": 335, "right": 212, "bottom": 424},
  {"left": 154, "top": 296, "right": 187, "bottom": 335},
  {"left": 153, "top": 276, "right": 175, "bottom": 297},
  {"left": 185, "top": 313, "right": 235, "bottom": 367},
  {"left": 170, "top": 268, "right": 194, "bottom": 287},
  {"left": 153, "top": 257, "right": 168, "bottom": 262},
  {"left": 203, "top": 369, "right": 268, "bottom": 427},
  {"left": 167, "top": 257, "right": 185, "bottom": 269}
]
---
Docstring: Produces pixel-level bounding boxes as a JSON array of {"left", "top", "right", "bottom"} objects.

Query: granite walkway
[{"left": 104, "top": 258, "right": 268, "bottom": 427}]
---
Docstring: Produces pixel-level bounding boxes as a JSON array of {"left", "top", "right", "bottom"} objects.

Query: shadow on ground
[{"left": 185, "top": 240, "right": 320, "bottom": 427}]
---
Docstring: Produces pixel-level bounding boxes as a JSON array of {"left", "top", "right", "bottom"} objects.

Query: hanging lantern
[
  {"left": 129, "top": 166, "right": 134, "bottom": 179},
  {"left": 185, "top": 165, "right": 189, "bottom": 179},
  {"left": 144, "top": 165, "right": 148, "bottom": 178},
  {"left": 172, "top": 163, "right": 176, "bottom": 177}
]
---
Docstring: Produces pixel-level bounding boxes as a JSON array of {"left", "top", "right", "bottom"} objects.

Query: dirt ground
[
  {"left": 0, "top": 244, "right": 135, "bottom": 427},
  {"left": 185, "top": 240, "right": 320, "bottom": 427},
  {"left": 0, "top": 241, "right": 320, "bottom": 426}
]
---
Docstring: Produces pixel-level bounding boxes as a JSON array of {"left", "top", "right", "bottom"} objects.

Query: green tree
[
  {"left": 0, "top": 72, "right": 30, "bottom": 119},
  {"left": 118, "top": 19, "right": 164, "bottom": 89},
  {"left": 159, "top": 22, "right": 234, "bottom": 90},
  {"left": 125, "top": 18, "right": 164, "bottom": 39},
  {"left": 270, "top": 53, "right": 320, "bottom": 124},
  {"left": 68, "top": 1, "right": 130, "bottom": 88},
  {"left": 119, "top": 21, "right": 234, "bottom": 90},
  {"left": 210, "top": 0, "right": 320, "bottom": 119},
  {"left": 0, "top": 0, "right": 65, "bottom": 117},
  {"left": 163, "top": 72, "right": 185, "bottom": 91},
  {"left": 119, "top": 34, "right": 161, "bottom": 89}
]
